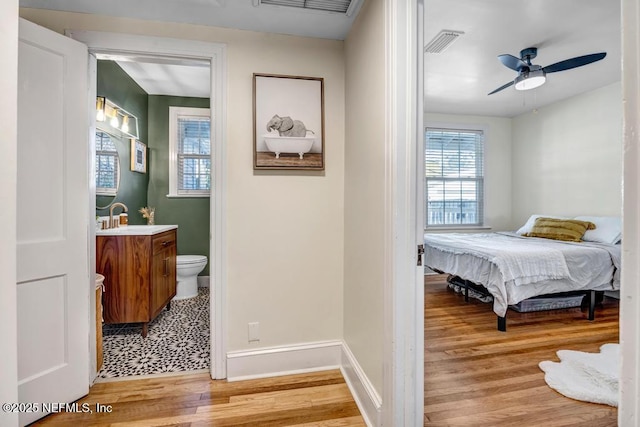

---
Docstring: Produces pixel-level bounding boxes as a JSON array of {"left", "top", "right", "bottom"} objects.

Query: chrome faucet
[{"left": 109, "top": 202, "right": 128, "bottom": 229}]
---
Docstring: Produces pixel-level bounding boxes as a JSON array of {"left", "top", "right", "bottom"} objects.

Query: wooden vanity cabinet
[{"left": 97, "top": 229, "right": 177, "bottom": 337}]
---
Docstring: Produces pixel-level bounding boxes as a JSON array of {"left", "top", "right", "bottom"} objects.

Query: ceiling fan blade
[
  {"left": 488, "top": 80, "right": 515, "bottom": 95},
  {"left": 542, "top": 52, "right": 607, "bottom": 73},
  {"left": 498, "top": 54, "right": 529, "bottom": 71}
]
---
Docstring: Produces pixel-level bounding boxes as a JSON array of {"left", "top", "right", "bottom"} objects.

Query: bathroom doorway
[
  {"left": 69, "top": 30, "right": 227, "bottom": 382},
  {"left": 96, "top": 55, "right": 212, "bottom": 380}
]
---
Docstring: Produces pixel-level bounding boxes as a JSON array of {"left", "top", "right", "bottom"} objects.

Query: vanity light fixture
[
  {"left": 121, "top": 115, "right": 129, "bottom": 134},
  {"left": 109, "top": 108, "right": 119, "bottom": 128},
  {"left": 96, "top": 96, "right": 106, "bottom": 122},
  {"left": 95, "top": 97, "right": 140, "bottom": 140}
]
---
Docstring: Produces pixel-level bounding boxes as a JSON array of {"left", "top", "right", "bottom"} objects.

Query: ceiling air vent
[
  {"left": 259, "top": 0, "right": 357, "bottom": 14},
  {"left": 424, "top": 30, "right": 465, "bottom": 54}
]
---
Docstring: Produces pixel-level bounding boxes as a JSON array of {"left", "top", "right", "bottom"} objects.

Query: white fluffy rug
[{"left": 539, "top": 343, "right": 619, "bottom": 407}]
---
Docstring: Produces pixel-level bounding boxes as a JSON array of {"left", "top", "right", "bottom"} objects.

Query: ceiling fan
[{"left": 488, "top": 47, "right": 606, "bottom": 95}]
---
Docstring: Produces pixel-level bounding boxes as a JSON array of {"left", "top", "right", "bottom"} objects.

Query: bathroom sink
[{"left": 96, "top": 224, "right": 178, "bottom": 236}]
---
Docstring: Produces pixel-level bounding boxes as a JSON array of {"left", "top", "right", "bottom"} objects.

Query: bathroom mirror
[{"left": 96, "top": 130, "right": 121, "bottom": 209}]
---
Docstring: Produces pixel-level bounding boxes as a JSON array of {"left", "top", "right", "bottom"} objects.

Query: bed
[{"left": 424, "top": 215, "right": 621, "bottom": 331}]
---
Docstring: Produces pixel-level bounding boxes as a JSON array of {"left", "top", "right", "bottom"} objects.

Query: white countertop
[{"left": 96, "top": 224, "right": 178, "bottom": 236}]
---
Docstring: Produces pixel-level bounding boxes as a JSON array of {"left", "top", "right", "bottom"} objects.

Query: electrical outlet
[{"left": 248, "top": 322, "right": 260, "bottom": 342}]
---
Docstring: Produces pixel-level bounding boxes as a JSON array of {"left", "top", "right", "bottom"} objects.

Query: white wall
[
  {"left": 425, "top": 113, "right": 513, "bottom": 231},
  {"left": 344, "top": 0, "right": 385, "bottom": 395},
  {"left": 0, "top": 2, "right": 19, "bottom": 427},
  {"left": 19, "top": 9, "right": 346, "bottom": 352},
  {"left": 511, "top": 82, "right": 622, "bottom": 227}
]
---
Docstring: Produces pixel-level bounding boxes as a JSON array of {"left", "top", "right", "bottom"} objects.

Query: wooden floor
[
  {"left": 33, "top": 274, "right": 620, "bottom": 426},
  {"left": 33, "top": 370, "right": 365, "bottom": 426},
  {"left": 424, "top": 274, "right": 619, "bottom": 426}
]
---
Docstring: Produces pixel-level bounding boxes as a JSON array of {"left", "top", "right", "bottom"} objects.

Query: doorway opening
[
  {"left": 67, "top": 30, "right": 228, "bottom": 382},
  {"left": 95, "top": 54, "right": 212, "bottom": 380}
]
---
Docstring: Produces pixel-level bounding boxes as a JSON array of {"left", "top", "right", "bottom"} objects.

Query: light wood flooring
[
  {"left": 32, "top": 370, "right": 365, "bottom": 426},
  {"left": 424, "top": 274, "right": 619, "bottom": 426},
  {"left": 32, "top": 274, "right": 619, "bottom": 426}
]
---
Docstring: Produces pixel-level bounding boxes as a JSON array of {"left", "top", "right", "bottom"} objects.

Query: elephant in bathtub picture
[
  {"left": 252, "top": 73, "right": 325, "bottom": 170},
  {"left": 266, "top": 114, "right": 312, "bottom": 137},
  {"left": 264, "top": 114, "right": 316, "bottom": 160}
]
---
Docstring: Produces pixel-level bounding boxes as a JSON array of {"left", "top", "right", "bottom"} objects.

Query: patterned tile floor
[{"left": 98, "top": 287, "right": 210, "bottom": 379}]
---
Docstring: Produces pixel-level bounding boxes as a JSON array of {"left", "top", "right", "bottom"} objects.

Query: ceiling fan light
[{"left": 514, "top": 69, "right": 546, "bottom": 91}]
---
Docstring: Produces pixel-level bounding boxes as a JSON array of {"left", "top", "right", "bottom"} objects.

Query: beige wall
[
  {"left": 344, "top": 0, "right": 385, "bottom": 395},
  {"left": 0, "top": 2, "right": 19, "bottom": 426},
  {"left": 511, "top": 82, "right": 622, "bottom": 228},
  {"left": 20, "top": 8, "right": 346, "bottom": 351},
  {"left": 425, "top": 113, "right": 513, "bottom": 231}
]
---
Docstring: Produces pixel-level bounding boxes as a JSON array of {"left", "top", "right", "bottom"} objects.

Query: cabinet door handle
[
  {"left": 163, "top": 258, "right": 169, "bottom": 277},
  {"left": 162, "top": 241, "right": 171, "bottom": 247}
]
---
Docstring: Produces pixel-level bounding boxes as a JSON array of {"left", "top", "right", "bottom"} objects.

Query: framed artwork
[
  {"left": 253, "top": 73, "right": 325, "bottom": 170},
  {"left": 130, "top": 139, "right": 147, "bottom": 173}
]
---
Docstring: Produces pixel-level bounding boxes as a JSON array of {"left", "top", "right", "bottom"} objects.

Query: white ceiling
[
  {"left": 20, "top": 0, "right": 621, "bottom": 117},
  {"left": 19, "top": 0, "right": 362, "bottom": 40},
  {"left": 108, "top": 57, "right": 211, "bottom": 99},
  {"left": 20, "top": 0, "right": 363, "bottom": 98},
  {"left": 425, "top": 0, "right": 621, "bottom": 118}
]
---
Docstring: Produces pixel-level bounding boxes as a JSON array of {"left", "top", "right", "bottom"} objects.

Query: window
[
  {"left": 96, "top": 131, "right": 120, "bottom": 196},
  {"left": 425, "top": 127, "right": 484, "bottom": 227},
  {"left": 169, "top": 107, "right": 211, "bottom": 197}
]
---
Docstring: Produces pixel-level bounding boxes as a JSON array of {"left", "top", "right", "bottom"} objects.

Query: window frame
[
  {"left": 168, "top": 106, "right": 212, "bottom": 198},
  {"left": 424, "top": 123, "right": 486, "bottom": 229}
]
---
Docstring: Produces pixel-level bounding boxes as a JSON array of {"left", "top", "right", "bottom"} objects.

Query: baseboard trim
[
  {"left": 225, "top": 340, "right": 382, "bottom": 426},
  {"left": 226, "top": 340, "right": 342, "bottom": 382},
  {"left": 340, "top": 342, "right": 382, "bottom": 427}
]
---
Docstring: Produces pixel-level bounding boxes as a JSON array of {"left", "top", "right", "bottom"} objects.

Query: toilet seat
[{"left": 177, "top": 255, "right": 207, "bottom": 265}]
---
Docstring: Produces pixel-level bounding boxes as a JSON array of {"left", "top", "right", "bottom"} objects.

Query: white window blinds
[
  {"left": 96, "top": 131, "right": 119, "bottom": 196},
  {"left": 178, "top": 117, "right": 211, "bottom": 194},
  {"left": 425, "top": 127, "right": 484, "bottom": 227},
  {"left": 169, "top": 107, "right": 211, "bottom": 197}
]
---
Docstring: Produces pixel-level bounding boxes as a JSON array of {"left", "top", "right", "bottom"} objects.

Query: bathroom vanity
[{"left": 96, "top": 225, "right": 178, "bottom": 337}]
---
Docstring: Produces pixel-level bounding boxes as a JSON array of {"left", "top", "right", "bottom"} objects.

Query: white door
[{"left": 17, "top": 19, "right": 89, "bottom": 426}]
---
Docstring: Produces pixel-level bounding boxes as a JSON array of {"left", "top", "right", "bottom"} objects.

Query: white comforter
[{"left": 424, "top": 232, "right": 621, "bottom": 317}]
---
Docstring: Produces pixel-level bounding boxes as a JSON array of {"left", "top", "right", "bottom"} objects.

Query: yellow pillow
[{"left": 524, "top": 217, "right": 596, "bottom": 242}]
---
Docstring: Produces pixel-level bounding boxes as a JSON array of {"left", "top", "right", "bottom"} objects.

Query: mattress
[{"left": 424, "top": 232, "right": 621, "bottom": 317}]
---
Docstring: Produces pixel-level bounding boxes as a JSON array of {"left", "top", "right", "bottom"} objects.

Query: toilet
[{"left": 175, "top": 255, "right": 207, "bottom": 300}]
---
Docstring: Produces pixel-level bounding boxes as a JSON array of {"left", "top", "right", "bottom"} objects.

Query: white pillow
[
  {"left": 574, "top": 216, "right": 621, "bottom": 244},
  {"left": 516, "top": 214, "right": 567, "bottom": 235}
]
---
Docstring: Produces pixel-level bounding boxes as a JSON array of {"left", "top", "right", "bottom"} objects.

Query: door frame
[
  {"left": 620, "top": 0, "right": 640, "bottom": 422},
  {"left": 383, "top": 0, "right": 424, "bottom": 424},
  {"left": 65, "top": 30, "right": 228, "bottom": 379}
]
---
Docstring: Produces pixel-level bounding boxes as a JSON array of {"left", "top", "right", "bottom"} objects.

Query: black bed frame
[{"left": 446, "top": 275, "right": 600, "bottom": 332}]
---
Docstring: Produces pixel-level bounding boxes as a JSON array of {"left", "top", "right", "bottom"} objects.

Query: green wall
[
  {"left": 96, "top": 60, "right": 149, "bottom": 223},
  {"left": 95, "top": 62, "right": 210, "bottom": 275},
  {"left": 147, "top": 95, "right": 211, "bottom": 275}
]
